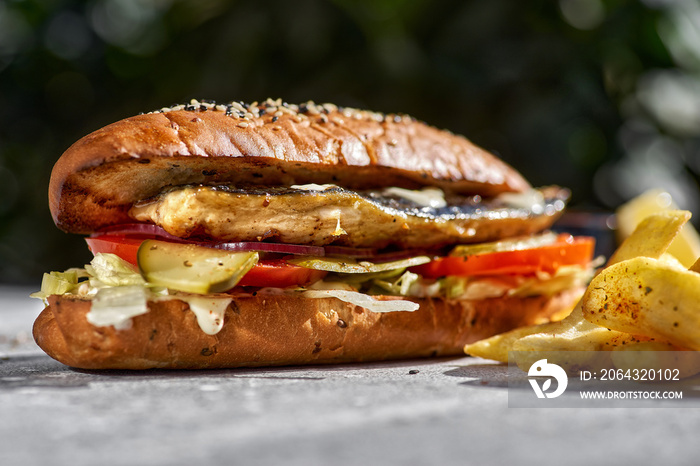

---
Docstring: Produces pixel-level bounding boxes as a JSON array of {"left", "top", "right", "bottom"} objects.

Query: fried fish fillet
[{"left": 130, "top": 185, "right": 568, "bottom": 248}]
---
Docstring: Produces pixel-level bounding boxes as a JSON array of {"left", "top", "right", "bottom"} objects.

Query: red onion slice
[
  {"left": 91, "top": 223, "right": 188, "bottom": 242},
  {"left": 323, "top": 245, "right": 378, "bottom": 258},
  {"left": 325, "top": 245, "right": 433, "bottom": 262}
]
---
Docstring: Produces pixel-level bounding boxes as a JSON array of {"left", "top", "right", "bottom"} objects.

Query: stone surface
[{"left": 1, "top": 286, "right": 698, "bottom": 465}]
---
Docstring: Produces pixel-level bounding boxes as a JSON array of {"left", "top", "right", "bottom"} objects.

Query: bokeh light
[{"left": 1, "top": 0, "right": 700, "bottom": 284}]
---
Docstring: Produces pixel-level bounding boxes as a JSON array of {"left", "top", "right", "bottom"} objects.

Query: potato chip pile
[{"left": 465, "top": 200, "right": 700, "bottom": 378}]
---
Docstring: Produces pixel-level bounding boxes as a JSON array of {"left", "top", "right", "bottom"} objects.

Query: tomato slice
[
  {"left": 237, "top": 259, "right": 327, "bottom": 288},
  {"left": 84, "top": 235, "right": 326, "bottom": 288},
  {"left": 411, "top": 235, "right": 595, "bottom": 279},
  {"left": 86, "top": 235, "right": 143, "bottom": 267}
]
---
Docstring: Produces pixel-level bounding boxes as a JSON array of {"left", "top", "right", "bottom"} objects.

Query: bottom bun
[{"left": 33, "top": 290, "right": 582, "bottom": 370}]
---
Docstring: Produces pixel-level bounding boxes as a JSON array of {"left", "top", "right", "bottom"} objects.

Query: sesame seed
[
  {"left": 230, "top": 102, "right": 246, "bottom": 112},
  {"left": 147, "top": 99, "right": 406, "bottom": 131},
  {"left": 237, "top": 122, "right": 249, "bottom": 128}
]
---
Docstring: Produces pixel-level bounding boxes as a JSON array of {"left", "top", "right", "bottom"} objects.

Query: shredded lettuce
[
  {"left": 372, "top": 270, "right": 420, "bottom": 296},
  {"left": 302, "top": 289, "right": 419, "bottom": 313},
  {"left": 438, "top": 276, "right": 469, "bottom": 299},
  {"left": 88, "top": 285, "right": 149, "bottom": 330},
  {"left": 507, "top": 262, "right": 599, "bottom": 298},
  {"left": 31, "top": 253, "right": 166, "bottom": 329},
  {"left": 85, "top": 253, "right": 145, "bottom": 287},
  {"left": 30, "top": 269, "right": 90, "bottom": 302}
]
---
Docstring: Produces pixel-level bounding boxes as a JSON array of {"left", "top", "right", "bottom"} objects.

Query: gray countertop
[{"left": 1, "top": 285, "right": 698, "bottom": 466}]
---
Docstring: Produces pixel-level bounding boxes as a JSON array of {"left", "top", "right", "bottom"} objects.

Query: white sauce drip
[
  {"left": 178, "top": 296, "right": 232, "bottom": 335},
  {"left": 382, "top": 187, "right": 447, "bottom": 208},
  {"left": 496, "top": 189, "right": 545, "bottom": 214},
  {"left": 290, "top": 183, "right": 338, "bottom": 191}
]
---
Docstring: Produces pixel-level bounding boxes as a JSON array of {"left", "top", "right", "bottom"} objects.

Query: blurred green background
[{"left": 1, "top": 0, "right": 700, "bottom": 285}]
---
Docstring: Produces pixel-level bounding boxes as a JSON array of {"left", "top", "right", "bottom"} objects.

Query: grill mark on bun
[{"left": 308, "top": 122, "right": 345, "bottom": 165}]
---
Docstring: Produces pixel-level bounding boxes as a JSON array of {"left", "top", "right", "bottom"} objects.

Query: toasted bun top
[{"left": 49, "top": 99, "right": 530, "bottom": 234}]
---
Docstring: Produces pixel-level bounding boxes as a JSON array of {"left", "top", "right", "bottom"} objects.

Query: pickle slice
[
  {"left": 287, "top": 255, "right": 430, "bottom": 274},
  {"left": 448, "top": 231, "right": 558, "bottom": 257},
  {"left": 137, "top": 240, "right": 259, "bottom": 293}
]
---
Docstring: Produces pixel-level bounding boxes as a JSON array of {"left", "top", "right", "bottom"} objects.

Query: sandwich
[{"left": 31, "top": 98, "right": 595, "bottom": 369}]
